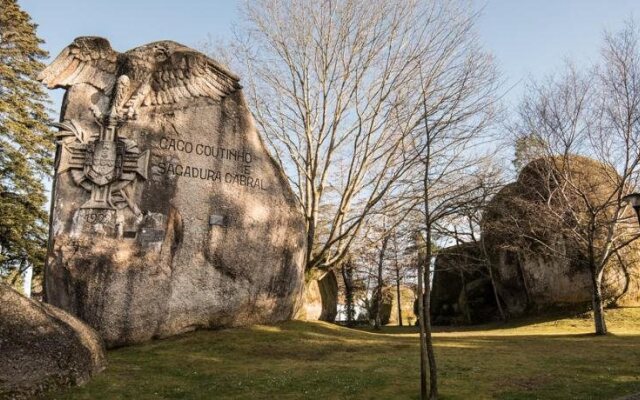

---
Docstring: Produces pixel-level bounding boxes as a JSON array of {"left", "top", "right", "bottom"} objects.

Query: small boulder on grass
[{"left": 0, "top": 282, "right": 106, "bottom": 399}]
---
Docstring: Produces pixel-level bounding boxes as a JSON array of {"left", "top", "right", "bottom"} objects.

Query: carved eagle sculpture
[{"left": 38, "top": 37, "right": 241, "bottom": 121}]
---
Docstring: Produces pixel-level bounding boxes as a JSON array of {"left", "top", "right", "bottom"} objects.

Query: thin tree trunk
[
  {"left": 420, "top": 117, "right": 438, "bottom": 399},
  {"left": 487, "top": 261, "right": 506, "bottom": 321},
  {"left": 591, "top": 266, "right": 607, "bottom": 335},
  {"left": 423, "top": 222, "right": 438, "bottom": 400},
  {"left": 394, "top": 231, "right": 403, "bottom": 326},
  {"left": 453, "top": 228, "right": 471, "bottom": 324},
  {"left": 459, "top": 270, "right": 472, "bottom": 324},
  {"left": 374, "top": 234, "right": 389, "bottom": 330},
  {"left": 481, "top": 234, "right": 506, "bottom": 321},
  {"left": 341, "top": 260, "right": 355, "bottom": 326},
  {"left": 396, "top": 266, "right": 403, "bottom": 327},
  {"left": 415, "top": 232, "right": 428, "bottom": 400}
]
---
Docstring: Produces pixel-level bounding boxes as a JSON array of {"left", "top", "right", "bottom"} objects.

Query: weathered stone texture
[
  {"left": 431, "top": 243, "right": 500, "bottom": 325},
  {"left": 0, "top": 283, "right": 106, "bottom": 399},
  {"left": 295, "top": 270, "right": 338, "bottom": 322},
  {"left": 383, "top": 285, "right": 416, "bottom": 326},
  {"left": 483, "top": 157, "right": 640, "bottom": 316},
  {"left": 431, "top": 156, "right": 640, "bottom": 324},
  {"left": 39, "top": 38, "right": 306, "bottom": 347}
]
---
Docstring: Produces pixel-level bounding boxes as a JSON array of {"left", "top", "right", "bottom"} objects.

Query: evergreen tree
[{"left": 0, "top": 0, "right": 53, "bottom": 291}]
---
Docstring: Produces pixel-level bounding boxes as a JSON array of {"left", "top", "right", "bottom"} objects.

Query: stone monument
[{"left": 38, "top": 37, "right": 306, "bottom": 347}]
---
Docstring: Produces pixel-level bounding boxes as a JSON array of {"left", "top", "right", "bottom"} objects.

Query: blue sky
[{"left": 21, "top": 0, "right": 640, "bottom": 111}]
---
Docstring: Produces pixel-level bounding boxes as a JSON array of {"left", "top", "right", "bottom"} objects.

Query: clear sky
[{"left": 20, "top": 0, "right": 640, "bottom": 111}]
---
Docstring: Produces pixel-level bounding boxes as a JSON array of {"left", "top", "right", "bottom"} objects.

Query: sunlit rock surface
[
  {"left": 39, "top": 37, "right": 306, "bottom": 347},
  {"left": 0, "top": 283, "right": 106, "bottom": 398}
]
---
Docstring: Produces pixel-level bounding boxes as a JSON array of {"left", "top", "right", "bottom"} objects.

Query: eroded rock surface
[
  {"left": 0, "top": 283, "right": 106, "bottom": 399},
  {"left": 483, "top": 157, "right": 640, "bottom": 316},
  {"left": 39, "top": 37, "right": 306, "bottom": 347},
  {"left": 295, "top": 270, "right": 338, "bottom": 322},
  {"left": 433, "top": 156, "right": 640, "bottom": 324},
  {"left": 386, "top": 285, "right": 416, "bottom": 326}
]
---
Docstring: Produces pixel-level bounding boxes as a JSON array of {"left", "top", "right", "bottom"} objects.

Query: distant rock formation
[
  {"left": 39, "top": 37, "right": 306, "bottom": 347},
  {"left": 367, "top": 285, "right": 416, "bottom": 326},
  {"left": 295, "top": 270, "right": 338, "bottom": 322},
  {"left": 386, "top": 285, "right": 416, "bottom": 326},
  {"left": 432, "top": 156, "right": 640, "bottom": 324},
  {"left": 0, "top": 283, "right": 106, "bottom": 399},
  {"left": 431, "top": 243, "right": 500, "bottom": 325}
]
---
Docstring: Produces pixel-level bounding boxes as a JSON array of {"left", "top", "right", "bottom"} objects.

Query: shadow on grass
[
  {"left": 47, "top": 317, "right": 640, "bottom": 400},
  {"left": 349, "top": 308, "right": 625, "bottom": 336}
]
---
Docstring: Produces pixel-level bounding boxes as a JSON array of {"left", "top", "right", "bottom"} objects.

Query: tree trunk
[
  {"left": 423, "top": 223, "right": 438, "bottom": 400},
  {"left": 393, "top": 232, "right": 403, "bottom": 326},
  {"left": 591, "top": 267, "right": 607, "bottom": 335},
  {"left": 341, "top": 259, "right": 355, "bottom": 326},
  {"left": 415, "top": 232, "right": 428, "bottom": 400},
  {"left": 459, "top": 270, "right": 472, "bottom": 324},
  {"left": 481, "top": 237, "right": 506, "bottom": 321},
  {"left": 487, "top": 262, "right": 506, "bottom": 321},
  {"left": 396, "top": 268, "right": 403, "bottom": 327},
  {"left": 305, "top": 218, "right": 315, "bottom": 270},
  {"left": 374, "top": 234, "right": 389, "bottom": 330}
]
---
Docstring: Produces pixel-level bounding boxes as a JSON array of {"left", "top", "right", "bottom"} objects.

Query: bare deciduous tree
[
  {"left": 407, "top": 48, "right": 500, "bottom": 399},
  {"left": 229, "top": 0, "right": 493, "bottom": 280},
  {"left": 223, "top": 1, "right": 500, "bottom": 397},
  {"left": 510, "top": 23, "right": 640, "bottom": 335}
]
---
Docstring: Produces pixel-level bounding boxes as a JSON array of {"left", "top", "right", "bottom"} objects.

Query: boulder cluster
[{"left": 432, "top": 156, "right": 640, "bottom": 324}]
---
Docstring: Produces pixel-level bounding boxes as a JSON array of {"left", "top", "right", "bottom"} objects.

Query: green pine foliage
[{"left": 0, "top": 0, "right": 53, "bottom": 290}]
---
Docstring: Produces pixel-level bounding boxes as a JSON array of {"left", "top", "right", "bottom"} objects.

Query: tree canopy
[{"left": 0, "top": 0, "right": 53, "bottom": 290}]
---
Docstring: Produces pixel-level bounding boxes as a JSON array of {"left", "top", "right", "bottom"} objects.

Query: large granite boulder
[
  {"left": 38, "top": 37, "right": 306, "bottom": 347},
  {"left": 431, "top": 243, "right": 500, "bottom": 325},
  {"left": 372, "top": 285, "right": 416, "bottom": 326},
  {"left": 295, "top": 269, "right": 338, "bottom": 322},
  {"left": 482, "top": 156, "right": 640, "bottom": 316},
  {"left": 0, "top": 283, "right": 106, "bottom": 399},
  {"left": 432, "top": 156, "right": 640, "bottom": 324}
]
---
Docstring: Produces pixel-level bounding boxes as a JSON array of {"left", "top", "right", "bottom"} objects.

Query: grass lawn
[{"left": 46, "top": 308, "right": 640, "bottom": 400}]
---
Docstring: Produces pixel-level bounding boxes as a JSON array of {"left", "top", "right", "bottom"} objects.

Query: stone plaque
[
  {"left": 40, "top": 37, "right": 306, "bottom": 347},
  {"left": 138, "top": 228, "right": 165, "bottom": 244},
  {"left": 209, "top": 214, "right": 226, "bottom": 227}
]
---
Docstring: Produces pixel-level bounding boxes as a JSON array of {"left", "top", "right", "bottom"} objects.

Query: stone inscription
[
  {"left": 82, "top": 210, "right": 112, "bottom": 224},
  {"left": 155, "top": 137, "right": 267, "bottom": 190}
]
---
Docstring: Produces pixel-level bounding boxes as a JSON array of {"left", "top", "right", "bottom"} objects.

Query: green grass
[{"left": 46, "top": 308, "right": 640, "bottom": 400}]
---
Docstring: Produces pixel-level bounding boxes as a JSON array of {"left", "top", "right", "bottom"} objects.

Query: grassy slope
[{"left": 47, "top": 308, "right": 640, "bottom": 400}]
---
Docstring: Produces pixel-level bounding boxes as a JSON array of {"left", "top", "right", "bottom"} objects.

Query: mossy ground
[{"left": 46, "top": 308, "right": 640, "bottom": 400}]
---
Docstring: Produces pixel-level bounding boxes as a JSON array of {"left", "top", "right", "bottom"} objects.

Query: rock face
[
  {"left": 483, "top": 157, "right": 640, "bottom": 316},
  {"left": 0, "top": 283, "right": 106, "bottom": 399},
  {"left": 384, "top": 285, "right": 416, "bottom": 326},
  {"left": 431, "top": 243, "right": 500, "bottom": 325},
  {"left": 38, "top": 37, "right": 306, "bottom": 347},
  {"left": 367, "top": 286, "right": 415, "bottom": 326},
  {"left": 295, "top": 270, "right": 338, "bottom": 322},
  {"left": 433, "top": 157, "right": 640, "bottom": 324}
]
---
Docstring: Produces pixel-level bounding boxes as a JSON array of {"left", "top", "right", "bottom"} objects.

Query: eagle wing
[
  {"left": 37, "top": 37, "right": 119, "bottom": 92},
  {"left": 141, "top": 50, "right": 241, "bottom": 107}
]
